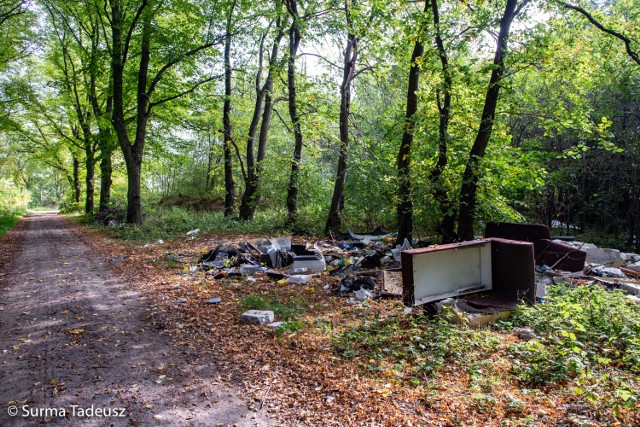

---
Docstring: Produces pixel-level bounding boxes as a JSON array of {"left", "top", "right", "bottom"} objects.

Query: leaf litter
[{"left": 84, "top": 229, "right": 640, "bottom": 427}]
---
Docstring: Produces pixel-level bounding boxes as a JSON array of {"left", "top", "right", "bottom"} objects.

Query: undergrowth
[
  {"left": 505, "top": 283, "right": 640, "bottom": 385},
  {"left": 104, "top": 206, "right": 312, "bottom": 241},
  {"left": 0, "top": 215, "right": 20, "bottom": 237},
  {"left": 503, "top": 283, "right": 640, "bottom": 420},
  {"left": 332, "top": 285, "right": 640, "bottom": 422},
  {"left": 333, "top": 311, "right": 500, "bottom": 385}
]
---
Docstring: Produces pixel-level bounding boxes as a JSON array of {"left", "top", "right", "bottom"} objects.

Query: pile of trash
[
  {"left": 184, "top": 228, "right": 414, "bottom": 302},
  {"left": 537, "top": 240, "right": 640, "bottom": 304}
]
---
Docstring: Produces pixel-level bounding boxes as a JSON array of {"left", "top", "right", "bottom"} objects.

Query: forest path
[{"left": 0, "top": 213, "right": 269, "bottom": 426}]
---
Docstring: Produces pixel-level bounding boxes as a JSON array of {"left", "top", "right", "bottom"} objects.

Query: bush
[
  {"left": 0, "top": 180, "right": 30, "bottom": 215},
  {"left": 92, "top": 206, "right": 126, "bottom": 226},
  {"left": 333, "top": 312, "right": 500, "bottom": 381},
  {"left": 111, "top": 205, "right": 294, "bottom": 242},
  {"left": 0, "top": 215, "right": 19, "bottom": 237},
  {"left": 506, "top": 283, "right": 640, "bottom": 385},
  {"left": 59, "top": 200, "right": 83, "bottom": 214}
]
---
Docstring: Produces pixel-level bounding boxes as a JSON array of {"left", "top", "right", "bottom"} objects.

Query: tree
[
  {"left": 284, "top": 0, "right": 304, "bottom": 227},
  {"left": 426, "top": 0, "right": 456, "bottom": 243},
  {"left": 396, "top": 0, "right": 429, "bottom": 245},
  {"left": 239, "top": 0, "right": 286, "bottom": 221},
  {"left": 108, "top": 0, "right": 222, "bottom": 224},
  {"left": 324, "top": 0, "right": 389, "bottom": 235},
  {"left": 222, "top": 0, "right": 236, "bottom": 217},
  {"left": 456, "top": 0, "right": 531, "bottom": 240},
  {"left": 44, "top": 1, "right": 99, "bottom": 213}
]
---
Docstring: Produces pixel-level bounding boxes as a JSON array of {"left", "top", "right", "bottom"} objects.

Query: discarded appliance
[
  {"left": 401, "top": 238, "right": 536, "bottom": 306},
  {"left": 485, "top": 222, "right": 586, "bottom": 272}
]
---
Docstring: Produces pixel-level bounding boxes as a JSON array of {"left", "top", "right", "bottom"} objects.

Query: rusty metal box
[{"left": 402, "top": 238, "right": 535, "bottom": 306}]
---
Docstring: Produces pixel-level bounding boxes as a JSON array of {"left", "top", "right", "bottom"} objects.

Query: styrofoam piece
[{"left": 287, "top": 274, "right": 313, "bottom": 284}]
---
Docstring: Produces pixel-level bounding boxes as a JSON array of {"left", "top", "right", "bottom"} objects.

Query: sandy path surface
[{"left": 0, "top": 213, "right": 270, "bottom": 426}]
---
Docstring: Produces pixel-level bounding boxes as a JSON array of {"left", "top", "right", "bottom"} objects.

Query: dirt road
[{"left": 0, "top": 214, "right": 270, "bottom": 426}]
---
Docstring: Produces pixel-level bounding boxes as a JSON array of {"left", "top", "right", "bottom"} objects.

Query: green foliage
[
  {"left": 333, "top": 312, "right": 500, "bottom": 382},
  {"left": 238, "top": 293, "right": 305, "bottom": 321},
  {"left": 0, "top": 180, "right": 30, "bottom": 214},
  {"left": 0, "top": 215, "right": 19, "bottom": 237},
  {"left": 1, "top": 0, "right": 638, "bottom": 246},
  {"left": 506, "top": 284, "right": 640, "bottom": 386},
  {"left": 58, "top": 200, "right": 83, "bottom": 214},
  {"left": 110, "top": 205, "right": 298, "bottom": 242}
]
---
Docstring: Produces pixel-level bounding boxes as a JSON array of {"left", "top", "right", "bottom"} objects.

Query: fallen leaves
[{"left": 87, "top": 229, "right": 640, "bottom": 427}]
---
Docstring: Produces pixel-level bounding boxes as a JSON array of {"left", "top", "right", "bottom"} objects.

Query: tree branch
[
  {"left": 148, "top": 73, "right": 223, "bottom": 111},
  {"left": 0, "top": 0, "right": 29, "bottom": 26},
  {"left": 563, "top": 2, "right": 639, "bottom": 65},
  {"left": 146, "top": 35, "right": 225, "bottom": 99},
  {"left": 122, "top": 0, "right": 148, "bottom": 66}
]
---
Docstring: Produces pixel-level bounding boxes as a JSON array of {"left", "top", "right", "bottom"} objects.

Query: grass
[
  {"left": 0, "top": 215, "right": 20, "bottom": 237},
  {"left": 238, "top": 293, "right": 306, "bottom": 321},
  {"left": 102, "top": 206, "right": 305, "bottom": 242}
]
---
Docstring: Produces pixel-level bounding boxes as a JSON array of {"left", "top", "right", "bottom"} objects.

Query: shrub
[{"left": 506, "top": 283, "right": 640, "bottom": 385}]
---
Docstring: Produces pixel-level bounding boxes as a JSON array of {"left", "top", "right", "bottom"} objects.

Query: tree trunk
[
  {"left": 396, "top": 1, "right": 428, "bottom": 245},
  {"left": 325, "top": 14, "right": 357, "bottom": 235},
  {"left": 72, "top": 156, "right": 81, "bottom": 203},
  {"left": 98, "top": 142, "right": 113, "bottom": 212},
  {"left": 457, "top": 0, "right": 521, "bottom": 241},
  {"left": 285, "top": 0, "right": 303, "bottom": 228},
  {"left": 240, "top": 77, "right": 277, "bottom": 220},
  {"left": 429, "top": 0, "right": 456, "bottom": 243},
  {"left": 124, "top": 159, "right": 143, "bottom": 224},
  {"left": 205, "top": 130, "right": 214, "bottom": 191},
  {"left": 110, "top": 0, "right": 150, "bottom": 224},
  {"left": 238, "top": 39, "right": 266, "bottom": 220},
  {"left": 240, "top": 15, "right": 284, "bottom": 220},
  {"left": 223, "top": 3, "right": 235, "bottom": 217},
  {"left": 85, "top": 154, "right": 95, "bottom": 213}
]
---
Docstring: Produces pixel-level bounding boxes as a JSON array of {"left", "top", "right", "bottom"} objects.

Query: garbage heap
[{"left": 195, "top": 229, "right": 411, "bottom": 303}]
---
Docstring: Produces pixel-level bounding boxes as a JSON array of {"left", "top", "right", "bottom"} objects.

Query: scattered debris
[
  {"left": 580, "top": 244, "right": 622, "bottom": 266},
  {"left": 485, "top": 222, "right": 586, "bottom": 272},
  {"left": 436, "top": 297, "right": 514, "bottom": 327},
  {"left": 239, "top": 264, "right": 261, "bottom": 276},
  {"left": 287, "top": 275, "right": 314, "bottom": 285},
  {"left": 158, "top": 225, "right": 640, "bottom": 331},
  {"left": 266, "top": 322, "right": 284, "bottom": 330},
  {"left": 109, "top": 256, "right": 127, "bottom": 263},
  {"left": 588, "top": 265, "right": 625, "bottom": 278},
  {"left": 292, "top": 248, "right": 326, "bottom": 272},
  {"left": 354, "top": 288, "right": 373, "bottom": 302},
  {"left": 206, "top": 297, "right": 221, "bottom": 304},
  {"left": 348, "top": 227, "right": 397, "bottom": 241},
  {"left": 240, "top": 310, "right": 275, "bottom": 325}
]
